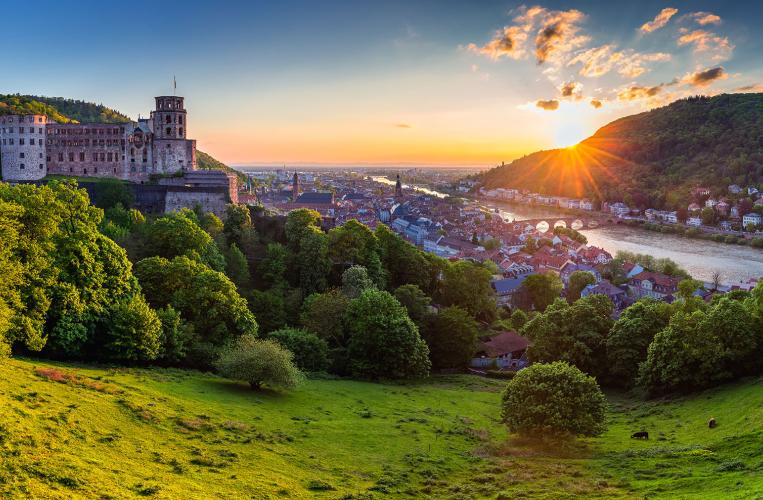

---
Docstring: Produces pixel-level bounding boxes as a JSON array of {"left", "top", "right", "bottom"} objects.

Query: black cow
[{"left": 631, "top": 431, "right": 649, "bottom": 439}]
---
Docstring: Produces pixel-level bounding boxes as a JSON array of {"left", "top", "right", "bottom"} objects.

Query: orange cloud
[
  {"left": 640, "top": 8, "right": 678, "bottom": 33},
  {"left": 567, "top": 45, "right": 670, "bottom": 78},
  {"left": 590, "top": 99, "right": 603, "bottom": 109},
  {"left": 394, "top": 123, "right": 412, "bottom": 129},
  {"left": 617, "top": 84, "right": 664, "bottom": 101},
  {"left": 560, "top": 81, "right": 583, "bottom": 99},
  {"left": 682, "top": 66, "right": 727, "bottom": 87},
  {"left": 691, "top": 12, "right": 721, "bottom": 26},
  {"left": 536, "top": 99, "right": 560, "bottom": 110},
  {"left": 678, "top": 30, "right": 734, "bottom": 60}
]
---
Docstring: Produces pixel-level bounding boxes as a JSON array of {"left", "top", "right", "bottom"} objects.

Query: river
[{"left": 370, "top": 176, "right": 763, "bottom": 283}]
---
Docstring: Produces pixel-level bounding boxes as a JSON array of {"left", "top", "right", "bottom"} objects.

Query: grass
[{"left": 0, "top": 358, "right": 761, "bottom": 498}]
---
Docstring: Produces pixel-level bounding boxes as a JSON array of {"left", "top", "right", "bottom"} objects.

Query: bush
[
  {"left": 501, "top": 362, "right": 607, "bottom": 437},
  {"left": 214, "top": 335, "right": 304, "bottom": 390},
  {"left": 268, "top": 327, "right": 330, "bottom": 372}
]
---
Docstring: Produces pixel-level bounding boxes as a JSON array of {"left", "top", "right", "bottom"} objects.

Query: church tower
[
  {"left": 395, "top": 174, "right": 403, "bottom": 199},
  {"left": 292, "top": 171, "right": 300, "bottom": 202}
]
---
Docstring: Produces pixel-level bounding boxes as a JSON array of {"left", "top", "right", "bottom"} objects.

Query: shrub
[
  {"left": 214, "top": 335, "right": 304, "bottom": 390},
  {"left": 501, "top": 361, "right": 607, "bottom": 437},
  {"left": 268, "top": 327, "right": 330, "bottom": 372}
]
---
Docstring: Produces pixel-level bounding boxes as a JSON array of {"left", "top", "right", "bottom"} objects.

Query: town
[{"left": 241, "top": 167, "right": 763, "bottom": 323}]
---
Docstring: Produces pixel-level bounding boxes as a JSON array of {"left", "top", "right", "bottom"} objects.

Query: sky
[{"left": 2, "top": 0, "right": 762, "bottom": 167}]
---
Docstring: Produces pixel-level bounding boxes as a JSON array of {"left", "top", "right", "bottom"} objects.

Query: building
[
  {"left": 1, "top": 95, "right": 196, "bottom": 182},
  {"left": 471, "top": 331, "right": 530, "bottom": 371},
  {"left": 743, "top": 212, "right": 762, "bottom": 228},
  {"left": 628, "top": 271, "right": 680, "bottom": 300}
]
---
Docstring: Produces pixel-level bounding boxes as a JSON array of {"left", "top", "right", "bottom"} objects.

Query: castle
[{"left": 0, "top": 96, "right": 196, "bottom": 182}]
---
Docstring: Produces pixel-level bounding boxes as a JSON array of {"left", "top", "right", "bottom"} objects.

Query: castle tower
[
  {"left": 0, "top": 114, "right": 47, "bottom": 181},
  {"left": 292, "top": 171, "right": 300, "bottom": 202},
  {"left": 150, "top": 96, "right": 196, "bottom": 174},
  {"left": 395, "top": 174, "right": 403, "bottom": 199}
]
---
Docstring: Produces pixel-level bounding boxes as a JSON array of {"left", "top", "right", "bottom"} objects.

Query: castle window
[
  {"left": 83, "top": 169, "right": 87, "bottom": 175},
  {"left": 69, "top": 153, "right": 74, "bottom": 162},
  {"left": 20, "top": 164, "right": 25, "bottom": 169},
  {"left": 80, "top": 152, "right": 85, "bottom": 161},
  {"left": 94, "top": 167, "right": 98, "bottom": 174},
  {"left": 166, "top": 127, "right": 171, "bottom": 135},
  {"left": 107, "top": 153, "right": 113, "bottom": 162},
  {"left": 166, "top": 116, "right": 171, "bottom": 124},
  {"left": 93, "top": 153, "right": 98, "bottom": 161},
  {"left": 39, "top": 164, "right": 43, "bottom": 169},
  {"left": 178, "top": 116, "right": 183, "bottom": 125},
  {"left": 179, "top": 127, "right": 183, "bottom": 136},
  {"left": 59, "top": 153, "right": 64, "bottom": 162},
  {"left": 19, "top": 152, "right": 25, "bottom": 159},
  {"left": 19, "top": 138, "right": 25, "bottom": 145}
]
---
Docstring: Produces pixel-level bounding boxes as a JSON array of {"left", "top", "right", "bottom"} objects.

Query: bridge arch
[
  {"left": 535, "top": 220, "right": 550, "bottom": 233},
  {"left": 587, "top": 220, "right": 599, "bottom": 228},
  {"left": 571, "top": 219, "right": 584, "bottom": 230},
  {"left": 554, "top": 220, "right": 567, "bottom": 229}
]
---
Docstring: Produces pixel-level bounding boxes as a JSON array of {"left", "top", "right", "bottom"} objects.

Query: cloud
[
  {"left": 735, "top": 84, "right": 763, "bottom": 93},
  {"left": 394, "top": 123, "right": 412, "bottom": 129},
  {"left": 682, "top": 66, "right": 727, "bottom": 87},
  {"left": 536, "top": 99, "right": 560, "bottom": 110},
  {"left": 691, "top": 12, "right": 721, "bottom": 26},
  {"left": 560, "top": 80, "right": 583, "bottom": 99},
  {"left": 678, "top": 30, "right": 734, "bottom": 60},
  {"left": 467, "top": 6, "right": 588, "bottom": 65},
  {"left": 567, "top": 45, "right": 670, "bottom": 78},
  {"left": 640, "top": 8, "right": 678, "bottom": 33},
  {"left": 590, "top": 99, "right": 603, "bottom": 109},
  {"left": 617, "top": 84, "right": 665, "bottom": 101}
]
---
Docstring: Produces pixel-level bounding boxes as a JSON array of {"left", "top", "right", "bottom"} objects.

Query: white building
[
  {"left": 743, "top": 213, "right": 762, "bottom": 228},
  {"left": 687, "top": 216, "right": 702, "bottom": 227}
]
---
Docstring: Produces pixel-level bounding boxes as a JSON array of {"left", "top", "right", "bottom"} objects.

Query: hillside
[
  {"left": 1, "top": 357, "right": 761, "bottom": 498},
  {"left": 481, "top": 93, "right": 763, "bottom": 210},
  {"left": 0, "top": 94, "right": 234, "bottom": 176}
]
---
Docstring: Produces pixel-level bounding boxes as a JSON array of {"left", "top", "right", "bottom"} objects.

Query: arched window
[{"left": 179, "top": 127, "right": 183, "bottom": 136}]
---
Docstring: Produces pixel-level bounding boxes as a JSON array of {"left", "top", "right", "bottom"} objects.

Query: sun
[{"left": 551, "top": 102, "right": 593, "bottom": 149}]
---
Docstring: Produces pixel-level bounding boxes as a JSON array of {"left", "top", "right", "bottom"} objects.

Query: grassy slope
[{"left": 0, "top": 358, "right": 760, "bottom": 499}]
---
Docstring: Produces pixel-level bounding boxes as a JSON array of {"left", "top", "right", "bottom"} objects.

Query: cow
[
  {"left": 631, "top": 431, "right": 649, "bottom": 439},
  {"left": 708, "top": 418, "right": 717, "bottom": 429}
]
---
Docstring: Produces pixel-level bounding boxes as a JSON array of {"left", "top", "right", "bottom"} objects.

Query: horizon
[{"left": 3, "top": 0, "right": 762, "bottom": 166}]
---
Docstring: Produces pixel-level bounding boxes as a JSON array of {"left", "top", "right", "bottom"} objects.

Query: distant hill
[
  {"left": 481, "top": 93, "right": 763, "bottom": 210},
  {"left": 0, "top": 94, "right": 235, "bottom": 178}
]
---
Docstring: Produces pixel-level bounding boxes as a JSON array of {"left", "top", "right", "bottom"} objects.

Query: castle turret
[
  {"left": 0, "top": 114, "right": 47, "bottom": 181},
  {"left": 150, "top": 96, "right": 196, "bottom": 174}
]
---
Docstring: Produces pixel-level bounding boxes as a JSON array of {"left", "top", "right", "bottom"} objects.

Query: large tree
[
  {"left": 520, "top": 273, "right": 563, "bottom": 312},
  {"left": 567, "top": 271, "right": 596, "bottom": 303},
  {"left": 344, "top": 289, "right": 430, "bottom": 379},
  {"left": 439, "top": 260, "right": 496, "bottom": 321},
  {"left": 422, "top": 306, "right": 479, "bottom": 369}
]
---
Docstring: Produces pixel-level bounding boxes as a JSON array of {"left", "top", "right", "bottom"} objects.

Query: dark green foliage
[
  {"left": 268, "top": 328, "right": 330, "bottom": 372},
  {"left": 422, "top": 306, "right": 479, "bottom": 369},
  {"left": 522, "top": 295, "right": 613, "bottom": 378},
  {"left": 605, "top": 298, "right": 671, "bottom": 386},
  {"left": 134, "top": 255, "right": 257, "bottom": 366},
  {"left": 566, "top": 271, "right": 596, "bottom": 303},
  {"left": 21, "top": 95, "right": 130, "bottom": 123},
  {"left": 248, "top": 289, "right": 287, "bottom": 334},
  {"left": 553, "top": 226, "right": 587, "bottom": 244},
  {"left": 393, "top": 284, "right": 431, "bottom": 326},
  {"left": 344, "top": 289, "right": 430, "bottom": 379},
  {"left": 328, "top": 219, "right": 385, "bottom": 287},
  {"left": 100, "top": 295, "right": 162, "bottom": 362},
  {"left": 520, "top": 273, "right": 563, "bottom": 312},
  {"left": 300, "top": 289, "right": 350, "bottom": 347},
  {"left": 224, "top": 243, "right": 252, "bottom": 292},
  {"left": 439, "top": 260, "right": 496, "bottom": 321},
  {"left": 501, "top": 361, "right": 607, "bottom": 437},
  {"left": 481, "top": 94, "right": 763, "bottom": 209},
  {"left": 341, "top": 265, "right": 375, "bottom": 298},
  {"left": 89, "top": 179, "right": 134, "bottom": 210},
  {"left": 155, "top": 306, "right": 192, "bottom": 364}
]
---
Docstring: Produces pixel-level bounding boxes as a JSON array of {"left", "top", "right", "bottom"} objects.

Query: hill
[
  {"left": 481, "top": 93, "right": 763, "bottom": 210},
  {"left": 0, "top": 94, "right": 234, "bottom": 177},
  {"left": 1, "top": 357, "right": 761, "bottom": 498}
]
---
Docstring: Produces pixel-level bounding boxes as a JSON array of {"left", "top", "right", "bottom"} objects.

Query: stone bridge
[{"left": 508, "top": 215, "right": 617, "bottom": 232}]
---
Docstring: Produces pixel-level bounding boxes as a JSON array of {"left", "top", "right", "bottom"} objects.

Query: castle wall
[
  {"left": 164, "top": 188, "right": 229, "bottom": 218},
  {"left": 46, "top": 123, "right": 127, "bottom": 179},
  {"left": 0, "top": 115, "right": 47, "bottom": 181}
]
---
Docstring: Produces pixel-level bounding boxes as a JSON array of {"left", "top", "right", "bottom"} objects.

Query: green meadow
[{"left": 0, "top": 357, "right": 761, "bottom": 499}]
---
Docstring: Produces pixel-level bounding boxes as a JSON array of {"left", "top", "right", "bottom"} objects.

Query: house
[
  {"left": 471, "top": 331, "right": 530, "bottom": 371},
  {"left": 622, "top": 262, "right": 644, "bottom": 279},
  {"left": 743, "top": 213, "right": 762, "bottom": 228},
  {"left": 719, "top": 220, "right": 733, "bottom": 231},
  {"left": 581, "top": 280, "right": 628, "bottom": 310},
  {"left": 754, "top": 198, "right": 763, "bottom": 207},
  {"left": 491, "top": 273, "right": 535, "bottom": 307},
  {"left": 687, "top": 202, "right": 701, "bottom": 212},
  {"left": 609, "top": 202, "right": 630, "bottom": 217},
  {"left": 628, "top": 271, "right": 680, "bottom": 300},
  {"left": 692, "top": 187, "right": 711, "bottom": 197},
  {"left": 580, "top": 199, "right": 594, "bottom": 211},
  {"left": 728, "top": 184, "right": 743, "bottom": 195},
  {"left": 687, "top": 216, "right": 702, "bottom": 227},
  {"left": 581, "top": 246, "right": 613, "bottom": 265},
  {"left": 560, "top": 262, "right": 602, "bottom": 285},
  {"left": 705, "top": 198, "right": 718, "bottom": 208},
  {"left": 748, "top": 187, "right": 759, "bottom": 196},
  {"left": 716, "top": 200, "right": 730, "bottom": 216}
]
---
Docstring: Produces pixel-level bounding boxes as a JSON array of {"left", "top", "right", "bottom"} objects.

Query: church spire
[
  {"left": 292, "top": 171, "right": 300, "bottom": 202},
  {"left": 395, "top": 173, "right": 403, "bottom": 199}
]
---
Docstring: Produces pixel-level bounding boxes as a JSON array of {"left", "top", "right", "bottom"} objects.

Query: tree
[
  {"left": 258, "top": 243, "right": 288, "bottom": 290},
  {"left": 567, "top": 271, "right": 596, "bottom": 303},
  {"left": 677, "top": 279, "right": 703, "bottom": 300},
  {"left": 522, "top": 295, "right": 613, "bottom": 378},
  {"left": 268, "top": 327, "right": 330, "bottom": 372},
  {"left": 422, "top": 306, "right": 479, "bottom": 369},
  {"left": 501, "top": 362, "right": 607, "bottom": 437},
  {"left": 223, "top": 204, "right": 253, "bottom": 248},
  {"left": 285, "top": 208, "right": 322, "bottom": 253},
  {"left": 439, "top": 260, "right": 496, "bottom": 321},
  {"left": 701, "top": 206, "right": 716, "bottom": 225},
  {"left": 328, "top": 219, "right": 384, "bottom": 286},
  {"left": 300, "top": 289, "right": 350, "bottom": 347},
  {"left": 341, "top": 265, "right": 375, "bottom": 298},
  {"left": 605, "top": 298, "right": 671, "bottom": 386},
  {"left": 521, "top": 273, "right": 563, "bottom": 312},
  {"left": 393, "top": 284, "right": 431, "bottom": 326},
  {"left": 134, "top": 256, "right": 258, "bottom": 366},
  {"left": 89, "top": 178, "right": 134, "bottom": 210},
  {"left": 224, "top": 243, "right": 252, "bottom": 292},
  {"left": 375, "top": 224, "right": 434, "bottom": 293},
  {"left": 100, "top": 294, "right": 162, "bottom": 362},
  {"left": 156, "top": 306, "right": 192, "bottom": 364},
  {"left": 141, "top": 210, "right": 225, "bottom": 271},
  {"left": 297, "top": 229, "right": 331, "bottom": 295},
  {"left": 215, "top": 335, "right": 304, "bottom": 390},
  {"left": 248, "top": 289, "right": 287, "bottom": 334},
  {"left": 344, "top": 289, "right": 430, "bottom": 379},
  {"left": 510, "top": 309, "right": 528, "bottom": 330}
]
